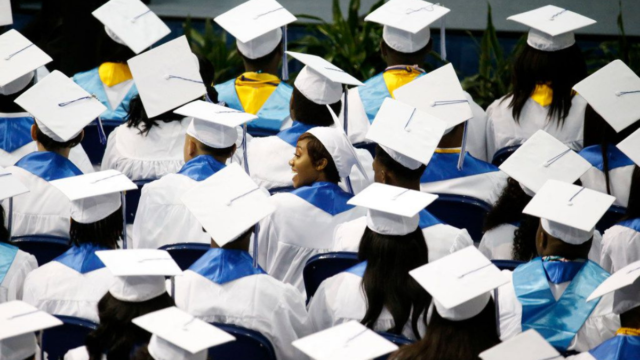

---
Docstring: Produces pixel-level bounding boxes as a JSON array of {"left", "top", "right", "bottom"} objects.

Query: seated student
[
  {"left": 132, "top": 102, "right": 241, "bottom": 249},
  {"left": 214, "top": 1, "right": 296, "bottom": 135},
  {"left": 22, "top": 171, "right": 132, "bottom": 323},
  {"left": 175, "top": 164, "right": 309, "bottom": 360},
  {"left": 497, "top": 181, "right": 620, "bottom": 353},
  {"left": 0, "top": 301, "right": 62, "bottom": 360},
  {"left": 308, "top": 184, "right": 431, "bottom": 340},
  {"left": 257, "top": 127, "right": 367, "bottom": 294},
  {"left": 3, "top": 71, "right": 104, "bottom": 238},
  {"left": 246, "top": 54, "right": 373, "bottom": 191}
]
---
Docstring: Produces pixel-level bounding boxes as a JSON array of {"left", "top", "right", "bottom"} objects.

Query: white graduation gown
[
  {"left": 173, "top": 270, "right": 310, "bottom": 360},
  {"left": 600, "top": 223, "right": 640, "bottom": 274},
  {"left": 307, "top": 271, "right": 426, "bottom": 341},
  {"left": 0, "top": 248, "right": 37, "bottom": 303},
  {"left": 332, "top": 216, "right": 473, "bottom": 261},
  {"left": 486, "top": 95, "right": 587, "bottom": 161},
  {"left": 497, "top": 270, "right": 619, "bottom": 352},
  {"left": 256, "top": 192, "right": 365, "bottom": 295},
  {"left": 100, "top": 119, "right": 188, "bottom": 180},
  {"left": 0, "top": 141, "right": 94, "bottom": 175},
  {"left": 580, "top": 164, "right": 634, "bottom": 208}
]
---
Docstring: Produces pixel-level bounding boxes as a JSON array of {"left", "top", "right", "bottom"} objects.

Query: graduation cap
[
  {"left": 92, "top": 0, "right": 171, "bottom": 54},
  {"left": 133, "top": 307, "right": 235, "bottom": 360},
  {"left": 292, "top": 320, "right": 398, "bottom": 360},
  {"left": 365, "top": 0, "right": 450, "bottom": 58},
  {"left": 479, "top": 330, "right": 563, "bottom": 360},
  {"left": 523, "top": 179, "right": 616, "bottom": 245},
  {"left": 128, "top": 36, "right": 206, "bottom": 118},
  {"left": 14, "top": 70, "right": 106, "bottom": 142},
  {"left": 0, "top": 0, "right": 12, "bottom": 27},
  {"left": 410, "top": 246, "right": 510, "bottom": 320},
  {"left": 0, "top": 30, "right": 52, "bottom": 94},
  {"left": 587, "top": 259, "right": 640, "bottom": 315},
  {"left": 499, "top": 130, "right": 592, "bottom": 194},
  {"left": 367, "top": 98, "right": 446, "bottom": 170},
  {"left": 0, "top": 168, "right": 29, "bottom": 202},
  {"left": 507, "top": 5, "right": 596, "bottom": 52},
  {"left": 573, "top": 60, "right": 640, "bottom": 133},
  {"left": 348, "top": 183, "right": 437, "bottom": 236},
  {"left": 617, "top": 128, "right": 640, "bottom": 167},
  {"left": 0, "top": 301, "right": 63, "bottom": 360}
]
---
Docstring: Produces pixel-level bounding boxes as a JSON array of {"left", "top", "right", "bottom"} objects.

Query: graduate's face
[{"left": 290, "top": 138, "right": 322, "bottom": 188}]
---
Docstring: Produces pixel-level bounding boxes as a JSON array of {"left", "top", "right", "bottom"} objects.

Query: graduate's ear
[
  {"left": 314, "top": 158, "right": 329, "bottom": 172},
  {"left": 535, "top": 222, "right": 547, "bottom": 256},
  {"left": 31, "top": 124, "right": 38, "bottom": 142}
]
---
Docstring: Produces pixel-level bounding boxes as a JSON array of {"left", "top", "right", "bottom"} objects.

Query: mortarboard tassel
[
  {"left": 97, "top": 118, "right": 107, "bottom": 145},
  {"left": 121, "top": 192, "right": 127, "bottom": 249},
  {"left": 440, "top": 16, "right": 447, "bottom": 61},
  {"left": 281, "top": 25, "right": 289, "bottom": 81},
  {"left": 457, "top": 122, "right": 468, "bottom": 171},
  {"left": 252, "top": 223, "right": 260, "bottom": 268},
  {"left": 242, "top": 124, "right": 250, "bottom": 176}
]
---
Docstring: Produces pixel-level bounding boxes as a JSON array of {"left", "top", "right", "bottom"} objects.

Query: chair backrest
[
  {"left": 373, "top": 331, "right": 414, "bottom": 360},
  {"left": 354, "top": 142, "right": 376, "bottom": 158},
  {"left": 427, "top": 194, "right": 492, "bottom": 242},
  {"left": 491, "top": 259, "right": 524, "bottom": 271},
  {"left": 10, "top": 235, "right": 70, "bottom": 266},
  {"left": 209, "top": 323, "right": 277, "bottom": 360},
  {"left": 159, "top": 243, "right": 210, "bottom": 270},
  {"left": 268, "top": 186, "right": 295, "bottom": 195},
  {"left": 491, "top": 145, "right": 521, "bottom": 167},
  {"left": 41, "top": 315, "right": 98, "bottom": 360},
  {"left": 125, "top": 179, "right": 155, "bottom": 224},
  {"left": 596, "top": 205, "right": 626, "bottom": 234},
  {"left": 81, "top": 119, "right": 121, "bottom": 166},
  {"left": 303, "top": 252, "right": 359, "bottom": 302}
]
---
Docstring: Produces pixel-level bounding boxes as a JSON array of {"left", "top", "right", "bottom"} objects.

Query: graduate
[
  {"left": 2, "top": 71, "right": 105, "bottom": 238},
  {"left": 100, "top": 36, "right": 214, "bottom": 180},
  {"left": 73, "top": 0, "right": 171, "bottom": 122},
  {"left": 22, "top": 170, "right": 135, "bottom": 323},
  {"left": 64, "top": 250, "right": 180, "bottom": 360},
  {"left": 175, "top": 164, "right": 309, "bottom": 360},
  {"left": 497, "top": 180, "right": 620, "bottom": 353},
  {"left": 486, "top": 5, "right": 594, "bottom": 160},
  {"left": 308, "top": 183, "right": 433, "bottom": 340},
  {"left": 214, "top": 0, "right": 296, "bottom": 135},
  {"left": 0, "top": 301, "right": 63, "bottom": 360},
  {"left": 333, "top": 98, "right": 473, "bottom": 260},
  {"left": 246, "top": 52, "right": 373, "bottom": 191},
  {"left": 257, "top": 127, "right": 368, "bottom": 294}
]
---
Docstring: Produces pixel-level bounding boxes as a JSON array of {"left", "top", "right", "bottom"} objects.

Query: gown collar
[
  {"left": 177, "top": 155, "right": 226, "bottom": 181},
  {"left": 290, "top": 182, "right": 354, "bottom": 216},
  {"left": 189, "top": 248, "right": 266, "bottom": 285},
  {"left": 54, "top": 244, "right": 109, "bottom": 274},
  {"left": 14, "top": 151, "right": 83, "bottom": 181},
  {"left": 276, "top": 121, "right": 316, "bottom": 147}
]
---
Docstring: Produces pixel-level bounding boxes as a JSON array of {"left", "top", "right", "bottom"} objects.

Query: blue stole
[
  {"left": 0, "top": 115, "right": 34, "bottom": 152},
  {"left": 579, "top": 144, "right": 635, "bottom": 172},
  {"left": 421, "top": 152, "right": 499, "bottom": 183},
  {"left": 345, "top": 261, "right": 367, "bottom": 277},
  {"left": 177, "top": 155, "right": 225, "bottom": 181},
  {"left": 189, "top": 248, "right": 266, "bottom": 285},
  {"left": 14, "top": 152, "right": 83, "bottom": 181},
  {"left": 0, "top": 243, "right": 19, "bottom": 284},
  {"left": 513, "top": 258, "right": 610, "bottom": 351},
  {"left": 419, "top": 209, "right": 443, "bottom": 229},
  {"left": 276, "top": 121, "right": 316, "bottom": 147},
  {"left": 358, "top": 71, "right": 424, "bottom": 123},
  {"left": 215, "top": 77, "right": 293, "bottom": 133},
  {"left": 54, "top": 244, "right": 109, "bottom": 274},
  {"left": 618, "top": 218, "right": 640, "bottom": 233},
  {"left": 72, "top": 67, "right": 138, "bottom": 121},
  {"left": 290, "top": 182, "right": 354, "bottom": 216},
  {"left": 589, "top": 335, "right": 640, "bottom": 360}
]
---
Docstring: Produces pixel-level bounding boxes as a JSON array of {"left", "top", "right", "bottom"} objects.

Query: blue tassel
[
  {"left": 253, "top": 223, "right": 260, "bottom": 268},
  {"left": 97, "top": 118, "right": 107, "bottom": 145},
  {"left": 281, "top": 26, "right": 289, "bottom": 81},
  {"left": 242, "top": 124, "right": 250, "bottom": 176},
  {"left": 343, "top": 87, "right": 349, "bottom": 135}
]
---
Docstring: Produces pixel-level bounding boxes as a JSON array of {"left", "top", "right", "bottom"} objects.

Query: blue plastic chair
[
  {"left": 125, "top": 179, "right": 155, "bottom": 224},
  {"left": 354, "top": 142, "right": 377, "bottom": 158},
  {"left": 303, "top": 252, "right": 359, "bottom": 302},
  {"left": 209, "top": 323, "right": 277, "bottom": 360},
  {"left": 41, "top": 315, "right": 98, "bottom": 360},
  {"left": 268, "top": 186, "right": 295, "bottom": 195},
  {"left": 81, "top": 119, "right": 121, "bottom": 166},
  {"left": 491, "top": 145, "right": 521, "bottom": 167},
  {"left": 491, "top": 259, "right": 524, "bottom": 271},
  {"left": 10, "top": 235, "right": 70, "bottom": 266},
  {"left": 427, "top": 194, "right": 492, "bottom": 242},
  {"left": 374, "top": 332, "right": 414, "bottom": 360},
  {"left": 159, "top": 243, "right": 210, "bottom": 270},
  {"left": 596, "top": 205, "right": 626, "bottom": 234}
]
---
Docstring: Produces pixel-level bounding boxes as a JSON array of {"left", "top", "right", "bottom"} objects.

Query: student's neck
[
  {"left": 243, "top": 63, "right": 278, "bottom": 77},
  {"left": 385, "top": 59, "right": 422, "bottom": 68},
  {"left": 192, "top": 152, "right": 229, "bottom": 165},
  {"left": 37, "top": 143, "right": 70, "bottom": 158},
  {"left": 437, "top": 127, "right": 464, "bottom": 149},
  {"left": 539, "top": 248, "right": 589, "bottom": 260},
  {"left": 386, "top": 179, "right": 420, "bottom": 191}
]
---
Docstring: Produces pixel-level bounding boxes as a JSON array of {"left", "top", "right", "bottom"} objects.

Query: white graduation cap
[
  {"left": 0, "top": 168, "right": 29, "bottom": 202},
  {"left": 507, "top": 5, "right": 596, "bottom": 52},
  {"left": 617, "top": 128, "right": 640, "bottom": 167},
  {"left": 14, "top": 70, "right": 106, "bottom": 142},
  {"left": 92, "top": 0, "right": 171, "bottom": 54},
  {"left": 523, "top": 179, "right": 616, "bottom": 245},
  {"left": 367, "top": 98, "right": 446, "bottom": 170},
  {"left": 50, "top": 169, "right": 137, "bottom": 224},
  {"left": 174, "top": 100, "right": 257, "bottom": 149},
  {"left": 573, "top": 60, "right": 640, "bottom": 133},
  {"left": 133, "top": 307, "right": 235, "bottom": 360},
  {"left": 128, "top": 36, "right": 206, "bottom": 118},
  {"left": 292, "top": 320, "right": 398, "bottom": 360},
  {"left": 96, "top": 249, "right": 181, "bottom": 302},
  {"left": 181, "top": 163, "right": 275, "bottom": 248},
  {"left": 587, "top": 259, "right": 640, "bottom": 315},
  {"left": 288, "top": 51, "right": 363, "bottom": 105},
  {"left": 348, "top": 183, "right": 437, "bottom": 236},
  {"left": 410, "top": 246, "right": 510, "bottom": 321},
  {"left": 479, "top": 330, "right": 563, "bottom": 360},
  {"left": 365, "top": 0, "right": 449, "bottom": 54},
  {"left": 0, "top": 0, "right": 12, "bottom": 27},
  {"left": 0, "top": 30, "right": 52, "bottom": 90},
  {"left": 0, "top": 301, "right": 63, "bottom": 360},
  {"left": 499, "top": 130, "right": 592, "bottom": 194}
]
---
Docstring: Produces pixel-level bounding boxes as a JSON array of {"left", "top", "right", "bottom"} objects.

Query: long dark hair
[
  {"left": 0, "top": 206, "right": 8, "bottom": 243},
  {"left": 86, "top": 292, "right": 175, "bottom": 360},
  {"left": 390, "top": 299, "right": 500, "bottom": 360},
  {"left": 505, "top": 44, "right": 586, "bottom": 125},
  {"left": 297, "top": 133, "right": 340, "bottom": 184},
  {"left": 484, "top": 177, "right": 532, "bottom": 232},
  {"left": 358, "top": 227, "right": 430, "bottom": 339},
  {"left": 291, "top": 86, "right": 342, "bottom": 127},
  {"left": 70, "top": 207, "right": 122, "bottom": 249},
  {"left": 512, "top": 214, "right": 540, "bottom": 261}
]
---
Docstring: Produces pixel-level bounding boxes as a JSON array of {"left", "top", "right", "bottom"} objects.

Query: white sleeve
[
  {"left": 131, "top": 185, "right": 153, "bottom": 249},
  {"left": 464, "top": 92, "right": 489, "bottom": 162},
  {"left": 6, "top": 252, "right": 38, "bottom": 301},
  {"left": 68, "top": 144, "right": 95, "bottom": 174},
  {"left": 306, "top": 281, "right": 337, "bottom": 334},
  {"left": 588, "top": 231, "right": 603, "bottom": 266},
  {"left": 451, "top": 228, "right": 474, "bottom": 254},
  {"left": 268, "top": 289, "right": 311, "bottom": 360},
  {"left": 572, "top": 292, "right": 619, "bottom": 352},
  {"left": 485, "top": 103, "right": 498, "bottom": 162},
  {"left": 100, "top": 129, "right": 119, "bottom": 172},
  {"left": 496, "top": 271, "right": 522, "bottom": 341}
]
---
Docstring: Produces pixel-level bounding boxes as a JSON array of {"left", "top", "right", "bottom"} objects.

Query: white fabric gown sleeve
[
  {"left": 306, "top": 279, "right": 338, "bottom": 334},
  {"left": 4, "top": 251, "right": 38, "bottom": 301},
  {"left": 485, "top": 101, "right": 499, "bottom": 162},
  {"left": 269, "top": 288, "right": 312, "bottom": 360},
  {"left": 464, "top": 92, "right": 489, "bottom": 162},
  {"left": 100, "top": 129, "right": 118, "bottom": 172},
  {"left": 69, "top": 144, "right": 95, "bottom": 174}
]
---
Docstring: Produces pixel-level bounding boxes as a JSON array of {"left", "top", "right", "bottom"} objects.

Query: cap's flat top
[
  {"left": 50, "top": 170, "right": 137, "bottom": 201},
  {"left": 479, "top": 330, "right": 561, "bottom": 360},
  {"left": 348, "top": 183, "right": 438, "bottom": 217},
  {"left": 617, "top": 128, "right": 640, "bottom": 167},
  {"left": 0, "top": 29, "right": 52, "bottom": 87},
  {"left": 365, "top": 0, "right": 449, "bottom": 34},
  {"left": 286, "top": 51, "right": 364, "bottom": 86},
  {"left": 174, "top": 100, "right": 257, "bottom": 127},
  {"left": 214, "top": 0, "right": 296, "bottom": 43},
  {"left": 507, "top": 5, "right": 596, "bottom": 37},
  {"left": 96, "top": 249, "right": 182, "bottom": 277},
  {"left": 0, "top": 301, "right": 62, "bottom": 340},
  {"left": 587, "top": 259, "right": 640, "bottom": 302},
  {"left": 0, "top": 168, "right": 29, "bottom": 201}
]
